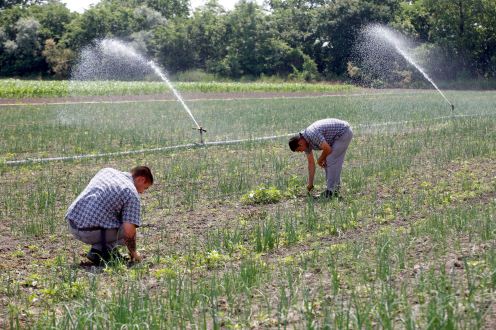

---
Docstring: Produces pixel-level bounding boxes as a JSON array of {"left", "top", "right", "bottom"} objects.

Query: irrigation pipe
[
  {"left": 3, "top": 134, "right": 294, "bottom": 165},
  {"left": 4, "top": 112, "right": 495, "bottom": 166}
]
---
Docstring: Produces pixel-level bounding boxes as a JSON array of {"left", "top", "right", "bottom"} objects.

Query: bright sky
[
  {"left": 61, "top": 0, "right": 252, "bottom": 13},
  {"left": 61, "top": 0, "right": 99, "bottom": 13}
]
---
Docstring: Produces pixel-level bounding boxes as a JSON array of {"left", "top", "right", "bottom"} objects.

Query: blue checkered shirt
[
  {"left": 302, "top": 118, "right": 350, "bottom": 154},
  {"left": 65, "top": 168, "right": 141, "bottom": 229}
]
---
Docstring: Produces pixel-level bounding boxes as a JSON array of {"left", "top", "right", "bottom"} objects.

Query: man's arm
[
  {"left": 122, "top": 222, "right": 142, "bottom": 262},
  {"left": 317, "top": 141, "right": 332, "bottom": 168},
  {"left": 307, "top": 152, "right": 316, "bottom": 191}
]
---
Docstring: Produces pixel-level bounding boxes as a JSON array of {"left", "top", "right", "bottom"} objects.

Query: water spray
[
  {"left": 70, "top": 39, "right": 206, "bottom": 144},
  {"left": 147, "top": 61, "right": 207, "bottom": 143},
  {"left": 147, "top": 61, "right": 203, "bottom": 127},
  {"left": 148, "top": 61, "right": 208, "bottom": 143},
  {"left": 358, "top": 25, "right": 455, "bottom": 112}
]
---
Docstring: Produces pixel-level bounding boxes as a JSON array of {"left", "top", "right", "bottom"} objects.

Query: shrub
[{"left": 173, "top": 69, "right": 218, "bottom": 82}]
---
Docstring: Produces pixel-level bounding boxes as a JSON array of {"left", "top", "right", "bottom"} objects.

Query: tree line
[{"left": 0, "top": 0, "right": 495, "bottom": 84}]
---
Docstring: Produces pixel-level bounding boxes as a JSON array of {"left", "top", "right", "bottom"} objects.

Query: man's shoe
[
  {"left": 87, "top": 247, "right": 125, "bottom": 265},
  {"left": 320, "top": 190, "right": 333, "bottom": 198},
  {"left": 86, "top": 248, "right": 108, "bottom": 265},
  {"left": 316, "top": 190, "right": 341, "bottom": 199}
]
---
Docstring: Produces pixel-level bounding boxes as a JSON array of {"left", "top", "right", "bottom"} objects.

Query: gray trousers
[
  {"left": 325, "top": 127, "right": 353, "bottom": 192},
  {"left": 69, "top": 224, "right": 124, "bottom": 251}
]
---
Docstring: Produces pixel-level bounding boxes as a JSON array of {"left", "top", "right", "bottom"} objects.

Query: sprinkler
[
  {"left": 360, "top": 25, "right": 456, "bottom": 114},
  {"left": 193, "top": 126, "right": 207, "bottom": 144}
]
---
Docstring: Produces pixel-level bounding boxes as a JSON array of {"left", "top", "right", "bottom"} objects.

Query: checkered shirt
[
  {"left": 65, "top": 168, "right": 141, "bottom": 229},
  {"left": 301, "top": 118, "right": 350, "bottom": 154}
]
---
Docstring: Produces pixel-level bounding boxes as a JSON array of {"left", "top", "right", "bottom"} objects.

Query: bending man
[
  {"left": 289, "top": 119, "right": 353, "bottom": 198},
  {"left": 65, "top": 166, "right": 153, "bottom": 264}
]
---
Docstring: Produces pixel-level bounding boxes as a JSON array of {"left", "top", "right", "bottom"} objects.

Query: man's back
[
  {"left": 303, "top": 118, "right": 350, "bottom": 151},
  {"left": 65, "top": 168, "right": 141, "bottom": 229}
]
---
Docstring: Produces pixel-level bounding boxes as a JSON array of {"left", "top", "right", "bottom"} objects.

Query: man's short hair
[
  {"left": 131, "top": 166, "right": 154, "bottom": 184},
  {"left": 288, "top": 134, "right": 301, "bottom": 152}
]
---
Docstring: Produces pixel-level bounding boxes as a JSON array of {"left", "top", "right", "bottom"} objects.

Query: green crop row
[
  {"left": 2, "top": 90, "right": 493, "bottom": 161},
  {"left": 0, "top": 79, "right": 355, "bottom": 98}
]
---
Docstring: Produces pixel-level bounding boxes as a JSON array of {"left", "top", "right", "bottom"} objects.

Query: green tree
[
  {"left": 129, "top": 5, "right": 166, "bottom": 55},
  {"left": 0, "top": 0, "right": 41, "bottom": 9},
  {"left": 42, "top": 38, "right": 74, "bottom": 78},
  {"left": 220, "top": 0, "right": 265, "bottom": 77},
  {"left": 61, "top": 1, "right": 141, "bottom": 50},
  {"left": 0, "top": 4, "right": 25, "bottom": 37},
  {"left": 0, "top": 16, "right": 46, "bottom": 75},
  {"left": 133, "top": 5, "right": 166, "bottom": 31},
  {"left": 145, "top": 0, "right": 189, "bottom": 19},
  {"left": 476, "top": 0, "right": 496, "bottom": 76},
  {"left": 268, "top": 0, "right": 321, "bottom": 61},
  {"left": 392, "top": 0, "right": 430, "bottom": 40},
  {"left": 205, "top": 0, "right": 318, "bottom": 79},
  {"left": 314, "top": 0, "right": 402, "bottom": 77},
  {"left": 28, "top": 0, "right": 74, "bottom": 41},
  {"left": 421, "top": 0, "right": 496, "bottom": 77},
  {"left": 150, "top": 18, "right": 196, "bottom": 73},
  {"left": 220, "top": 0, "right": 311, "bottom": 78},
  {"left": 189, "top": 0, "right": 227, "bottom": 72}
]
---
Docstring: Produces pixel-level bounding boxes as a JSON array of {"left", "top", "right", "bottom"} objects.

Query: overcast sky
[{"left": 60, "top": 0, "right": 260, "bottom": 13}]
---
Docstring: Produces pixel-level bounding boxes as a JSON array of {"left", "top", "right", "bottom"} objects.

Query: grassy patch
[{"left": 0, "top": 90, "right": 495, "bottom": 328}]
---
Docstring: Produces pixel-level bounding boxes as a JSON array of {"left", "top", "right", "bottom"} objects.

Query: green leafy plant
[{"left": 241, "top": 186, "right": 283, "bottom": 205}]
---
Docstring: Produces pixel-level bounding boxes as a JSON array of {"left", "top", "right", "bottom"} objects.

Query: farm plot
[
  {"left": 1, "top": 90, "right": 494, "bottom": 161},
  {"left": 0, "top": 90, "right": 495, "bottom": 328}
]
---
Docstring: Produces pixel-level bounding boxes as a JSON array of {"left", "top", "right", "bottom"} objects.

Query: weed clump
[{"left": 241, "top": 186, "right": 282, "bottom": 205}]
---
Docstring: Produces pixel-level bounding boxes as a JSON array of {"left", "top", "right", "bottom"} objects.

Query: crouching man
[
  {"left": 65, "top": 166, "right": 153, "bottom": 265},
  {"left": 289, "top": 118, "right": 353, "bottom": 198}
]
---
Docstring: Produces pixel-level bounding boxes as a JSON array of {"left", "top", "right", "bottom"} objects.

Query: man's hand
[
  {"left": 130, "top": 251, "right": 142, "bottom": 263},
  {"left": 317, "top": 158, "right": 326, "bottom": 168},
  {"left": 318, "top": 141, "right": 332, "bottom": 168},
  {"left": 122, "top": 222, "right": 141, "bottom": 262},
  {"left": 307, "top": 184, "right": 314, "bottom": 192}
]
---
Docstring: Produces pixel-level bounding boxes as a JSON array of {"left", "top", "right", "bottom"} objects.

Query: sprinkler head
[{"left": 193, "top": 126, "right": 207, "bottom": 144}]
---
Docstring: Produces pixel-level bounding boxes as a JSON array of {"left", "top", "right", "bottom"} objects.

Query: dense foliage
[{"left": 0, "top": 0, "right": 494, "bottom": 82}]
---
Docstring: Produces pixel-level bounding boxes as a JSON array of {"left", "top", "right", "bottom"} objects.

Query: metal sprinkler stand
[{"left": 194, "top": 126, "right": 207, "bottom": 145}]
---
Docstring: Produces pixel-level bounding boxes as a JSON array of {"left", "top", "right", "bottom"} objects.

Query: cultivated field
[{"left": 0, "top": 87, "right": 495, "bottom": 329}]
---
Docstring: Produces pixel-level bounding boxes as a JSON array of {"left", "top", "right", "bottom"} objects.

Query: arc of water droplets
[
  {"left": 363, "top": 25, "right": 454, "bottom": 110},
  {"left": 385, "top": 33, "right": 453, "bottom": 108},
  {"left": 148, "top": 61, "right": 201, "bottom": 129},
  {"left": 77, "top": 39, "right": 202, "bottom": 130}
]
